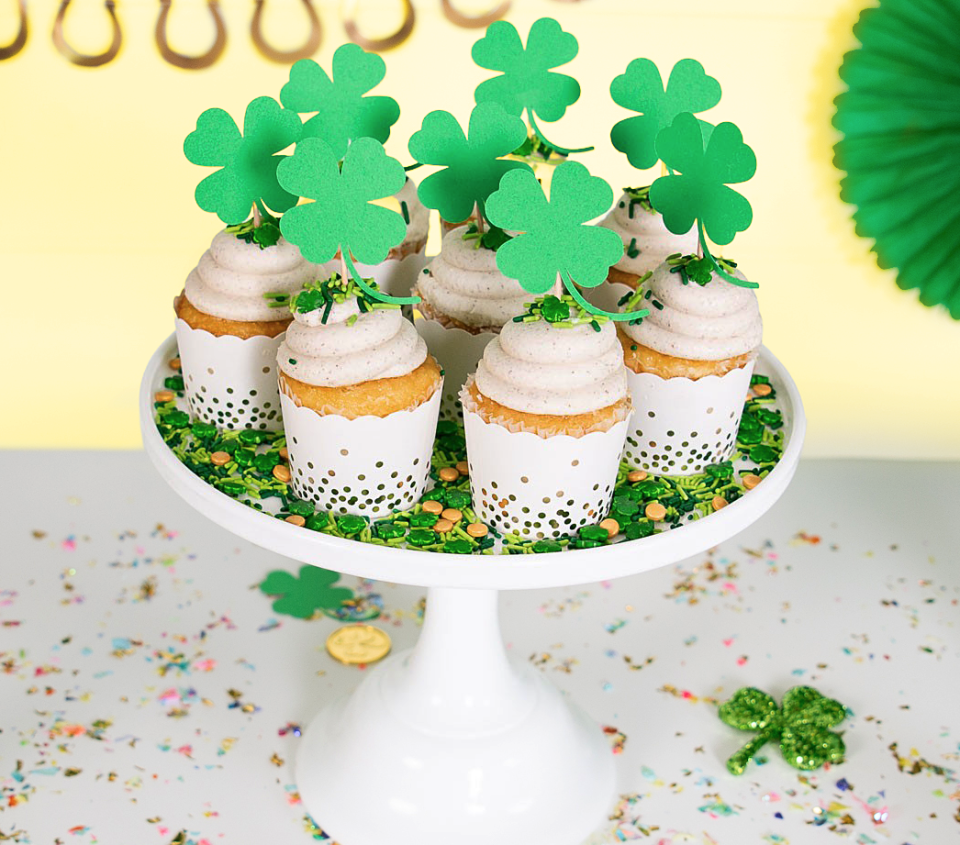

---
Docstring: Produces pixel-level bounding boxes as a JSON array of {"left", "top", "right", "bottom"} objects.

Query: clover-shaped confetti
[
  {"left": 650, "top": 112, "right": 758, "bottom": 289},
  {"left": 184, "top": 96, "right": 303, "bottom": 225},
  {"left": 610, "top": 58, "right": 721, "bottom": 171},
  {"left": 719, "top": 686, "right": 847, "bottom": 775},
  {"left": 259, "top": 566, "right": 354, "bottom": 620},
  {"left": 486, "top": 162, "right": 646, "bottom": 321},
  {"left": 280, "top": 44, "right": 400, "bottom": 161},
  {"left": 277, "top": 136, "right": 418, "bottom": 305},
  {"left": 472, "top": 17, "right": 592, "bottom": 155},
  {"left": 408, "top": 102, "right": 531, "bottom": 229}
]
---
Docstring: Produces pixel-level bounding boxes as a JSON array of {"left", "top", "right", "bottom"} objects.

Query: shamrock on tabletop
[{"left": 260, "top": 566, "right": 355, "bottom": 620}]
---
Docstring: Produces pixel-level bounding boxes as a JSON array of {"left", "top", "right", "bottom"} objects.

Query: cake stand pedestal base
[{"left": 295, "top": 587, "right": 616, "bottom": 845}]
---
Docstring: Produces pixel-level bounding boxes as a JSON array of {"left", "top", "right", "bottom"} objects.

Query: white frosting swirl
[
  {"left": 398, "top": 178, "right": 429, "bottom": 247},
  {"left": 620, "top": 262, "right": 763, "bottom": 360},
  {"left": 184, "top": 230, "right": 320, "bottom": 322},
  {"left": 475, "top": 319, "right": 627, "bottom": 415},
  {"left": 278, "top": 297, "right": 427, "bottom": 387},
  {"left": 417, "top": 226, "right": 530, "bottom": 329},
  {"left": 599, "top": 192, "right": 699, "bottom": 277}
]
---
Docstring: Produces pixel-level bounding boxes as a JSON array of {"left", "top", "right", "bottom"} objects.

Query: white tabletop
[{"left": 2, "top": 452, "right": 958, "bottom": 844}]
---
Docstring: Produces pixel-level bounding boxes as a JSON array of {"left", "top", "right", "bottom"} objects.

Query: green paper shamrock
[
  {"left": 408, "top": 102, "right": 531, "bottom": 227},
  {"left": 650, "top": 112, "right": 758, "bottom": 289},
  {"left": 280, "top": 44, "right": 400, "bottom": 161},
  {"left": 610, "top": 58, "right": 721, "bottom": 170},
  {"left": 719, "top": 686, "right": 848, "bottom": 776},
  {"left": 277, "top": 136, "right": 417, "bottom": 305},
  {"left": 485, "top": 162, "right": 645, "bottom": 321},
  {"left": 472, "top": 17, "right": 592, "bottom": 155},
  {"left": 259, "top": 566, "right": 354, "bottom": 620},
  {"left": 184, "top": 96, "right": 303, "bottom": 225}
]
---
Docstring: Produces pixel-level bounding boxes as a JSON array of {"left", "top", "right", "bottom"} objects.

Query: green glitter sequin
[{"left": 718, "top": 686, "right": 848, "bottom": 776}]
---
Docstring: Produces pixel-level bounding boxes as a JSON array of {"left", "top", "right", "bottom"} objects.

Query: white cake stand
[{"left": 140, "top": 334, "right": 804, "bottom": 845}]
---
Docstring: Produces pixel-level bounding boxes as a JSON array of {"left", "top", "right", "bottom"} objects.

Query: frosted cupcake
[
  {"left": 276, "top": 275, "right": 442, "bottom": 516},
  {"left": 460, "top": 295, "right": 632, "bottom": 539},
  {"left": 174, "top": 229, "right": 318, "bottom": 431},
  {"left": 618, "top": 257, "right": 762, "bottom": 476},
  {"left": 598, "top": 187, "right": 698, "bottom": 288},
  {"left": 413, "top": 225, "right": 532, "bottom": 418},
  {"left": 325, "top": 177, "right": 429, "bottom": 298}
]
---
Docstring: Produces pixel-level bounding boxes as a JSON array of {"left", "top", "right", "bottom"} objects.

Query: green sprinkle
[
  {"left": 407, "top": 528, "right": 438, "bottom": 547},
  {"left": 337, "top": 514, "right": 367, "bottom": 535},
  {"left": 624, "top": 520, "right": 655, "bottom": 540},
  {"left": 375, "top": 522, "right": 407, "bottom": 541},
  {"left": 532, "top": 539, "right": 563, "bottom": 553},
  {"left": 288, "top": 499, "right": 315, "bottom": 517},
  {"left": 626, "top": 237, "right": 640, "bottom": 259},
  {"left": 443, "top": 538, "right": 473, "bottom": 554},
  {"left": 410, "top": 512, "right": 439, "bottom": 528},
  {"left": 164, "top": 375, "right": 184, "bottom": 391}
]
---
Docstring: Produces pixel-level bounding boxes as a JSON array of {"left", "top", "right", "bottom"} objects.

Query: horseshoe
[
  {"left": 251, "top": 0, "right": 321, "bottom": 63},
  {"left": 342, "top": 0, "right": 413, "bottom": 52},
  {"left": 440, "top": 0, "right": 509, "bottom": 29},
  {"left": 0, "top": 0, "right": 28, "bottom": 61},
  {"left": 52, "top": 0, "right": 122, "bottom": 67},
  {"left": 155, "top": 0, "right": 226, "bottom": 70}
]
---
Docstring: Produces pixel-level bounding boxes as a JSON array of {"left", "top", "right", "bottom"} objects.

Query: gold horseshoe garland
[
  {"left": 52, "top": 0, "right": 122, "bottom": 67},
  {"left": 155, "top": 0, "right": 227, "bottom": 70},
  {"left": 0, "top": 0, "right": 28, "bottom": 61},
  {"left": 440, "top": 0, "right": 510, "bottom": 30},
  {"left": 341, "top": 0, "right": 415, "bottom": 52},
  {"left": 251, "top": 0, "right": 322, "bottom": 64}
]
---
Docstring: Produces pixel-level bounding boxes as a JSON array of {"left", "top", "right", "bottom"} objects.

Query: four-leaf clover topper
[
  {"left": 408, "top": 102, "right": 531, "bottom": 231},
  {"left": 184, "top": 96, "right": 303, "bottom": 226},
  {"left": 650, "top": 112, "right": 759, "bottom": 289},
  {"left": 259, "top": 566, "right": 354, "bottom": 620},
  {"left": 280, "top": 43, "right": 400, "bottom": 162},
  {"left": 276, "top": 136, "right": 419, "bottom": 306},
  {"left": 485, "top": 161, "right": 648, "bottom": 322},
  {"left": 610, "top": 58, "right": 721, "bottom": 171},
  {"left": 472, "top": 17, "right": 593, "bottom": 156},
  {"left": 719, "top": 686, "right": 848, "bottom": 776}
]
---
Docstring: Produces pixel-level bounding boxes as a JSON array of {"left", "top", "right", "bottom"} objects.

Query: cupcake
[
  {"left": 413, "top": 225, "right": 532, "bottom": 419},
  {"left": 460, "top": 295, "right": 632, "bottom": 539},
  {"left": 174, "top": 229, "right": 319, "bottom": 431},
  {"left": 276, "top": 274, "right": 442, "bottom": 516},
  {"left": 323, "top": 177, "right": 429, "bottom": 298},
  {"left": 598, "top": 187, "right": 698, "bottom": 288},
  {"left": 617, "top": 257, "right": 762, "bottom": 476}
]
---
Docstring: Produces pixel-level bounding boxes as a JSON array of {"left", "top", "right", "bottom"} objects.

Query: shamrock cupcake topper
[
  {"left": 184, "top": 96, "right": 303, "bottom": 227},
  {"left": 408, "top": 102, "right": 531, "bottom": 244},
  {"left": 472, "top": 17, "right": 592, "bottom": 156},
  {"left": 485, "top": 161, "right": 648, "bottom": 322},
  {"left": 276, "top": 136, "right": 418, "bottom": 306},
  {"left": 280, "top": 44, "right": 400, "bottom": 162}
]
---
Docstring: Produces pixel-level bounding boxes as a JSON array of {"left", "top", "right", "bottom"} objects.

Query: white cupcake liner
[
  {"left": 623, "top": 361, "right": 755, "bottom": 476},
  {"left": 174, "top": 318, "right": 284, "bottom": 431},
  {"left": 462, "top": 403, "right": 631, "bottom": 540},
  {"left": 279, "top": 385, "right": 441, "bottom": 517},
  {"left": 415, "top": 318, "right": 497, "bottom": 422}
]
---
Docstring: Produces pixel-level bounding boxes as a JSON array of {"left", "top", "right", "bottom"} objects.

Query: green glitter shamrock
[
  {"left": 485, "top": 161, "right": 646, "bottom": 321},
  {"left": 277, "top": 136, "right": 418, "bottom": 305},
  {"left": 279, "top": 44, "right": 400, "bottom": 161},
  {"left": 718, "top": 686, "right": 847, "bottom": 775},
  {"left": 408, "top": 102, "right": 531, "bottom": 230},
  {"left": 184, "top": 96, "right": 303, "bottom": 225},
  {"left": 472, "top": 17, "right": 592, "bottom": 155},
  {"left": 650, "top": 112, "right": 758, "bottom": 288},
  {"left": 259, "top": 566, "right": 354, "bottom": 620},
  {"left": 610, "top": 58, "right": 721, "bottom": 171}
]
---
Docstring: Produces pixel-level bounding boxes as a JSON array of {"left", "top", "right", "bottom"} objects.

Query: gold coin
[{"left": 326, "top": 625, "right": 392, "bottom": 666}]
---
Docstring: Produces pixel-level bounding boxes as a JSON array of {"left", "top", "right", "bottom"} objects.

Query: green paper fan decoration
[
  {"left": 276, "top": 136, "right": 418, "bottom": 306},
  {"left": 472, "top": 17, "right": 593, "bottom": 156},
  {"left": 280, "top": 43, "right": 400, "bottom": 162},
  {"left": 719, "top": 686, "right": 848, "bottom": 775},
  {"left": 408, "top": 102, "right": 531, "bottom": 231},
  {"left": 184, "top": 96, "right": 303, "bottom": 225},
  {"left": 485, "top": 161, "right": 647, "bottom": 321},
  {"left": 610, "top": 57, "right": 721, "bottom": 171},
  {"left": 834, "top": 0, "right": 960, "bottom": 319},
  {"left": 650, "top": 112, "right": 759, "bottom": 289}
]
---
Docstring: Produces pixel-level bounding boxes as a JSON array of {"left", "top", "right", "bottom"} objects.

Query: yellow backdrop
[{"left": 1, "top": 0, "right": 957, "bottom": 456}]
